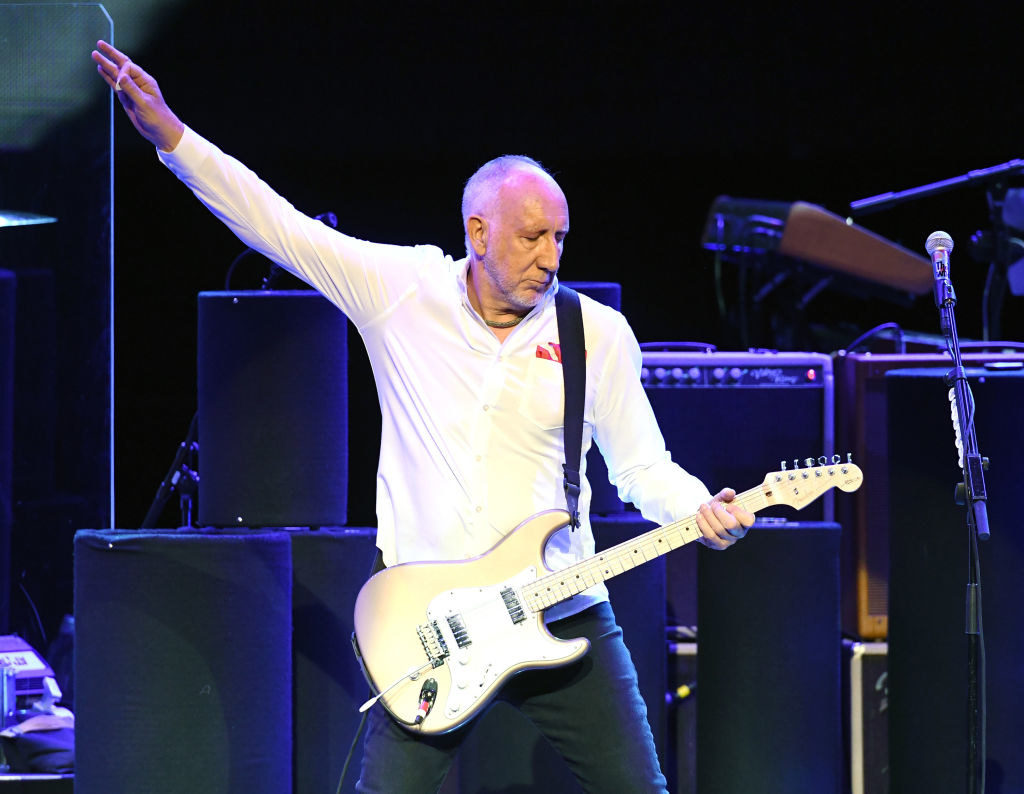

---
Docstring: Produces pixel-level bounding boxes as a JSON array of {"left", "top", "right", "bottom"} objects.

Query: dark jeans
[{"left": 356, "top": 601, "right": 668, "bottom": 793}]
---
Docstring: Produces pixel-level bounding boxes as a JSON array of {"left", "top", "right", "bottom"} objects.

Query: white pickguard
[{"left": 425, "top": 566, "right": 583, "bottom": 721}]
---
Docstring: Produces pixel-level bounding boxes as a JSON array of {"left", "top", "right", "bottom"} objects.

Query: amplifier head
[{"left": 641, "top": 350, "right": 834, "bottom": 523}]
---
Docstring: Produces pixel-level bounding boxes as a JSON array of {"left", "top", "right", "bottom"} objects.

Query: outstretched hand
[
  {"left": 695, "top": 487, "right": 755, "bottom": 550},
  {"left": 91, "top": 40, "right": 184, "bottom": 152}
]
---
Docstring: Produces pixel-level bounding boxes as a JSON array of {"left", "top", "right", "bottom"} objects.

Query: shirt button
[
  {"left": 483, "top": 405, "right": 490, "bottom": 412},
  {"left": 475, "top": 506, "right": 483, "bottom": 513}
]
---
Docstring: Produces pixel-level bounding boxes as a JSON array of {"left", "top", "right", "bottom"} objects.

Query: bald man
[{"left": 93, "top": 41, "right": 753, "bottom": 793}]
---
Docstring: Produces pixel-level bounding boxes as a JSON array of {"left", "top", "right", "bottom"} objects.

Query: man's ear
[{"left": 466, "top": 215, "right": 488, "bottom": 256}]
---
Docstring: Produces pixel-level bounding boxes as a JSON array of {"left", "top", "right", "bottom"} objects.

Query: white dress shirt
[{"left": 159, "top": 127, "right": 712, "bottom": 621}]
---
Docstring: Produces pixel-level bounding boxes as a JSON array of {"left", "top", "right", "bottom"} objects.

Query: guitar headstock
[{"left": 761, "top": 455, "right": 863, "bottom": 511}]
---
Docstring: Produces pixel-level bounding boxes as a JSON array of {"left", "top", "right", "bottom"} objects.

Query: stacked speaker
[
  {"left": 833, "top": 350, "right": 1024, "bottom": 640},
  {"left": 196, "top": 291, "right": 349, "bottom": 529},
  {"left": 884, "top": 363, "right": 1024, "bottom": 793},
  {"left": 642, "top": 348, "right": 842, "bottom": 793},
  {"left": 833, "top": 348, "right": 1024, "bottom": 794},
  {"left": 76, "top": 291, "right": 371, "bottom": 794}
]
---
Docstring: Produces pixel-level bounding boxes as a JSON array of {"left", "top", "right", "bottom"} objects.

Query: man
[{"left": 92, "top": 40, "right": 754, "bottom": 793}]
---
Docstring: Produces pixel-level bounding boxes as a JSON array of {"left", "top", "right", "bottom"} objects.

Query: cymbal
[{"left": 0, "top": 210, "right": 57, "bottom": 228}]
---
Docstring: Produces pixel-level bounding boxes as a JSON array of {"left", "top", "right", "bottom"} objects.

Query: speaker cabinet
[
  {"left": 697, "top": 520, "right": 842, "bottom": 794},
  {"left": 74, "top": 529, "right": 293, "bottom": 794},
  {"left": 642, "top": 350, "right": 833, "bottom": 630},
  {"left": 833, "top": 351, "right": 1024, "bottom": 639},
  {"left": 291, "top": 528, "right": 378, "bottom": 794},
  {"left": 886, "top": 366, "right": 1024, "bottom": 793},
  {"left": 667, "top": 642, "right": 698, "bottom": 794},
  {"left": 197, "top": 291, "right": 348, "bottom": 528},
  {"left": 843, "top": 640, "right": 888, "bottom": 794}
]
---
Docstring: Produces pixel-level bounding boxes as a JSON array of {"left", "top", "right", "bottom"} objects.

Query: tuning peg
[
  {"left": 793, "top": 458, "right": 800, "bottom": 470},
  {"left": 804, "top": 457, "right": 815, "bottom": 468}
]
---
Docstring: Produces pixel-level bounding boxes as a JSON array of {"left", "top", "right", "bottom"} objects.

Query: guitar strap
[{"left": 555, "top": 286, "right": 584, "bottom": 530}]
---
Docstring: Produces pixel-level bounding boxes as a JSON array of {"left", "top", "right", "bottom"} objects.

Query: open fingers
[
  {"left": 92, "top": 52, "right": 148, "bottom": 107},
  {"left": 96, "top": 39, "right": 129, "bottom": 67},
  {"left": 92, "top": 41, "right": 137, "bottom": 90},
  {"left": 91, "top": 50, "right": 118, "bottom": 87}
]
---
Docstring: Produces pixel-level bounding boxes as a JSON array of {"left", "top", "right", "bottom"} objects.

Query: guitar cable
[
  {"left": 334, "top": 678, "right": 437, "bottom": 792},
  {"left": 353, "top": 631, "right": 435, "bottom": 726},
  {"left": 335, "top": 709, "right": 368, "bottom": 794}
]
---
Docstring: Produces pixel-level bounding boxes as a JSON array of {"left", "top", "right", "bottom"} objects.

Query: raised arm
[
  {"left": 90, "top": 40, "right": 434, "bottom": 327},
  {"left": 92, "top": 40, "right": 184, "bottom": 152}
]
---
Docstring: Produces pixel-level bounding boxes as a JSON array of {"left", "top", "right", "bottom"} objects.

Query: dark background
[{"left": 109, "top": 1, "right": 1024, "bottom": 531}]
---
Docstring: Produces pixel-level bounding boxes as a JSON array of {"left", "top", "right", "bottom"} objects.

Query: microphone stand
[
  {"left": 140, "top": 411, "right": 199, "bottom": 529},
  {"left": 850, "top": 158, "right": 1024, "bottom": 216},
  {"left": 930, "top": 236, "right": 990, "bottom": 794}
]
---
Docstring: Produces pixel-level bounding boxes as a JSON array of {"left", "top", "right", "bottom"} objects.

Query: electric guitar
[{"left": 352, "top": 458, "right": 863, "bottom": 734}]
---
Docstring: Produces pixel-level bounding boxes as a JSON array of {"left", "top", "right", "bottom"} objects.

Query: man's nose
[{"left": 537, "top": 234, "right": 560, "bottom": 271}]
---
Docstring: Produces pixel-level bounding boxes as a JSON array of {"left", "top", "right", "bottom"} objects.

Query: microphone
[
  {"left": 925, "top": 230, "right": 954, "bottom": 278},
  {"left": 925, "top": 231, "right": 955, "bottom": 316}
]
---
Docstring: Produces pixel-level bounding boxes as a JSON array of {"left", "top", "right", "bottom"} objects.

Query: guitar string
[
  {"left": 522, "top": 484, "right": 771, "bottom": 611},
  {"left": 524, "top": 465, "right": 856, "bottom": 610}
]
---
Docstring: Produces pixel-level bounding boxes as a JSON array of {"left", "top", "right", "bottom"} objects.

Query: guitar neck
[{"left": 520, "top": 484, "right": 772, "bottom": 613}]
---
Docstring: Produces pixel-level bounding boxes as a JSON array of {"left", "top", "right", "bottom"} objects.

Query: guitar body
[
  {"left": 353, "top": 460, "right": 863, "bottom": 736},
  {"left": 353, "top": 509, "right": 590, "bottom": 734}
]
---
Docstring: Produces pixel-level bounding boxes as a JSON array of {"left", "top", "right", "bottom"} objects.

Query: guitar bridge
[{"left": 416, "top": 620, "right": 449, "bottom": 667}]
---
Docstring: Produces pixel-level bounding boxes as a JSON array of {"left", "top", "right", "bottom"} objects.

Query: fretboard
[{"left": 520, "top": 484, "right": 771, "bottom": 613}]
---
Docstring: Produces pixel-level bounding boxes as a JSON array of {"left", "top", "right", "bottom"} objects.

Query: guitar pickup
[
  {"left": 446, "top": 614, "right": 472, "bottom": 648},
  {"left": 501, "top": 587, "right": 527, "bottom": 624}
]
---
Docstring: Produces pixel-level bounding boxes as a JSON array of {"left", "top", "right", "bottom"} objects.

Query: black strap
[{"left": 555, "top": 286, "right": 585, "bottom": 530}]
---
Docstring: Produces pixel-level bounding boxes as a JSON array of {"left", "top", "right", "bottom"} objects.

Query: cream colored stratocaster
[{"left": 352, "top": 458, "right": 863, "bottom": 735}]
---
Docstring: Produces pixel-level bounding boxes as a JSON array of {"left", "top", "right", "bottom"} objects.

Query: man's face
[{"left": 477, "top": 170, "right": 569, "bottom": 312}]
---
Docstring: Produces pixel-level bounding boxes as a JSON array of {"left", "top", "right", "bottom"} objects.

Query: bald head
[{"left": 462, "top": 155, "right": 563, "bottom": 257}]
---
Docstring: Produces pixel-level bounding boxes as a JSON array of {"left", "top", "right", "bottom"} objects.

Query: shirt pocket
[{"left": 517, "top": 355, "right": 565, "bottom": 431}]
